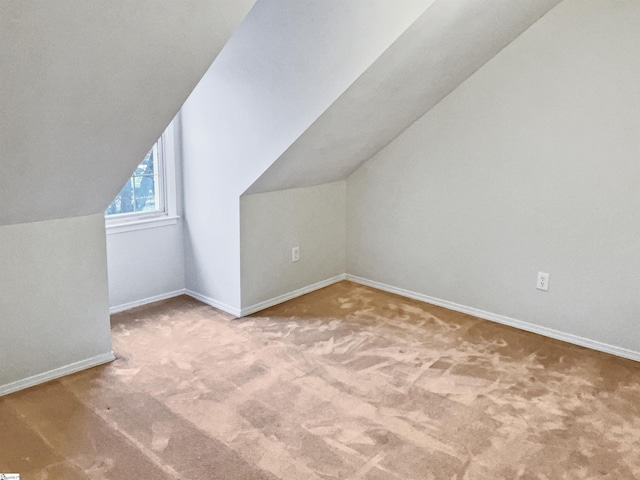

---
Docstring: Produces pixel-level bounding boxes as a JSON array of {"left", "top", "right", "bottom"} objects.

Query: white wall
[
  {"left": 106, "top": 225, "right": 185, "bottom": 311},
  {"left": 0, "top": 214, "right": 113, "bottom": 394},
  {"left": 181, "top": 0, "right": 431, "bottom": 312},
  {"left": 240, "top": 182, "right": 346, "bottom": 311},
  {"left": 347, "top": 0, "right": 640, "bottom": 354}
]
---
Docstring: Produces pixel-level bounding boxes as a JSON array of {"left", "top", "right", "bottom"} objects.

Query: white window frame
[{"left": 106, "top": 122, "right": 179, "bottom": 235}]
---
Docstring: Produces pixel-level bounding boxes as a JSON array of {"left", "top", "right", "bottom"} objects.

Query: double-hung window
[{"left": 105, "top": 123, "right": 178, "bottom": 233}]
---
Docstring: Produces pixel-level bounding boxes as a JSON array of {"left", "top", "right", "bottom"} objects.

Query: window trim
[{"left": 106, "top": 122, "right": 179, "bottom": 235}]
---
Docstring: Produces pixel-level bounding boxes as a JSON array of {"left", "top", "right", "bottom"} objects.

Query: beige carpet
[{"left": 1, "top": 281, "right": 639, "bottom": 479}]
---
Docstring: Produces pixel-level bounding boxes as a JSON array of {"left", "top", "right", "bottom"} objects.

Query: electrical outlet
[
  {"left": 537, "top": 272, "right": 549, "bottom": 291},
  {"left": 292, "top": 246, "right": 300, "bottom": 263}
]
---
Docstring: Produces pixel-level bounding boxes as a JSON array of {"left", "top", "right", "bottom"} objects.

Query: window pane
[
  {"left": 106, "top": 177, "right": 135, "bottom": 215},
  {"left": 134, "top": 174, "right": 156, "bottom": 211},
  {"left": 106, "top": 143, "right": 162, "bottom": 217}
]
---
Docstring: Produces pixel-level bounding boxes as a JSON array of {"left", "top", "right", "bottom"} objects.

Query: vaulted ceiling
[
  {"left": 0, "top": 0, "right": 255, "bottom": 226},
  {"left": 181, "top": 0, "right": 434, "bottom": 197},
  {"left": 1, "top": 0, "right": 566, "bottom": 226},
  {"left": 245, "top": 0, "right": 563, "bottom": 194}
]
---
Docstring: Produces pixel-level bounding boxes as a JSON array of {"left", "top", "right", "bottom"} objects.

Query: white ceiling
[
  {"left": 0, "top": 0, "right": 255, "bottom": 225},
  {"left": 1, "top": 0, "right": 566, "bottom": 225},
  {"left": 245, "top": 0, "right": 563, "bottom": 195},
  {"left": 181, "top": 0, "right": 434, "bottom": 195}
]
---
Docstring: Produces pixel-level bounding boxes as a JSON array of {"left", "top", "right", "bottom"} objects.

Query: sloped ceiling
[
  {"left": 182, "top": 0, "right": 434, "bottom": 196},
  {"left": 245, "top": 0, "right": 563, "bottom": 195},
  {"left": 0, "top": 0, "right": 255, "bottom": 226}
]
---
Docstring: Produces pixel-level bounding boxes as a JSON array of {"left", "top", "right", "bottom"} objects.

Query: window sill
[{"left": 106, "top": 215, "right": 180, "bottom": 235}]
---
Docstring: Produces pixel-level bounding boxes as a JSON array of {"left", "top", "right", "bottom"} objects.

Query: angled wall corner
[
  {"left": 346, "top": 0, "right": 640, "bottom": 358},
  {"left": 0, "top": 1, "right": 256, "bottom": 393},
  {"left": 229, "top": 0, "right": 563, "bottom": 316},
  {"left": 181, "top": 0, "right": 432, "bottom": 313}
]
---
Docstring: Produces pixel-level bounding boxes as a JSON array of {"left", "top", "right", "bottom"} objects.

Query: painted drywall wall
[
  {"left": 240, "top": 182, "right": 346, "bottom": 310},
  {"left": 106, "top": 223, "right": 185, "bottom": 311},
  {"left": 347, "top": 0, "right": 640, "bottom": 353},
  {"left": 246, "top": 0, "right": 562, "bottom": 195},
  {"left": 0, "top": 0, "right": 255, "bottom": 226},
  {"left": 106, "top": 120, "right": 185, "bottom": 312},
  {"left": 181, "top": 0, "right": 432, "bottom": 311},
  {"left": 0, "top": 214, "right": 113, "bottom": 392}
]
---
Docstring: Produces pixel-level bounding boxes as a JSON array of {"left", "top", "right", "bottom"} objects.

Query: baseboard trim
[
  {"left": 346, "top": 274, "right": 640, "bottom": 363},
  {"left": 241, "top": 274, "right": 347, "bottom": 316},
  {"left": 0, "top": 351, "right": 116, "bottom": 397},
  {"left": 185, "top": 290, "right": 243, "bottom": 318},
  {"left": 109, "top": 289, "right": 186, "bottom": 314}
]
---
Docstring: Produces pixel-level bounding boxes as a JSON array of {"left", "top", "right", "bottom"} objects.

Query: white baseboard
[
  {"left": 241, "top": 274, "right": 347, "bottom": 316},
  {"left": 109, "top": 289, "right": 186, "bottom": 314},
  {"left": 110, "top": 275, "right": 640, "bottom": 362},
  {"left": 185, "top": 290, "right": 243, "bottom": 317},
  {"left": 185, "top": 275, "right": 346, "bottom": 318},
  {"left": 346, "top": 274, "right": 640, "bottom": 363},
  {"left": 0, "top": 351, "right": 116, "bottom": 397}
]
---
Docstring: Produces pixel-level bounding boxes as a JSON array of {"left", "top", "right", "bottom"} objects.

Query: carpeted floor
[{"left": 1, "top": 281, "right": 640, "bottom": 479}]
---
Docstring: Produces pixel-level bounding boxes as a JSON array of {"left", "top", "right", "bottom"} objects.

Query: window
[
  {"left": 106, "top": 139, "right": 165, "bottom": 217},
  {"left": 106, "top": 123, "right": 178, "bottom": 234}
]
